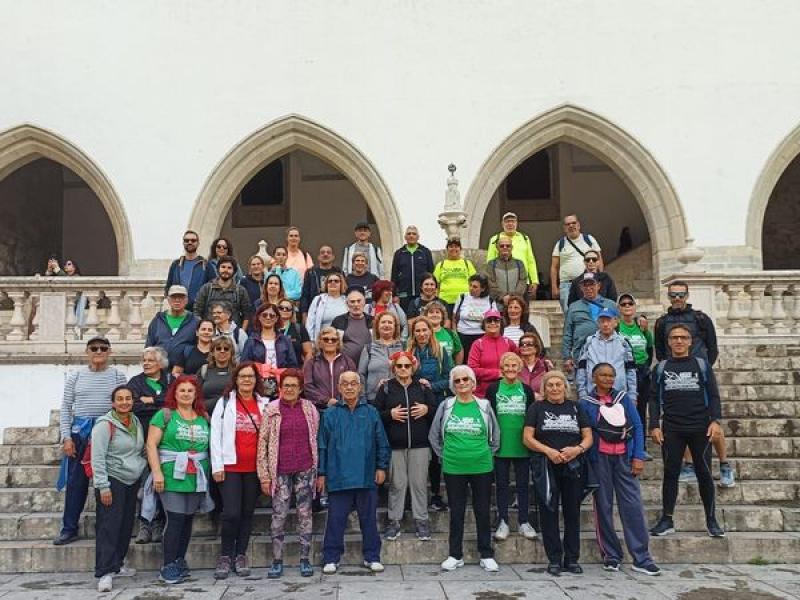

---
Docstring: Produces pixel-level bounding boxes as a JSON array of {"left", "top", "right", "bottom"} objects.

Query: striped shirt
[{"left": 59, "top": 366, "right": 128, "bottom": 441}]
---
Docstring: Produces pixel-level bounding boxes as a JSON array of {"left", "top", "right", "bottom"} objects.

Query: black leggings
[
  {"left": 661, "top": 428, "right": 716, "bottom": 519},
  {"left": 219, "top": 471, "right": 261, "bottom": 557},
  {"left": 163, "top": 511, "right": 194, "bottom": 566}
]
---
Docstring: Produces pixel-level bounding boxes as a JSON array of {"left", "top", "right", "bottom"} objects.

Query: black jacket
[
  {"left": 654, "top": 304, "right": 718, "bottom": 365},
  {"left": 374, "top": 378, "right": 435, "bottom": 449},
  {"left": 391, "top": 245, "right": 435, "bottom": 299},
  {"left": 128, "top": 370, "right": 171, "bottom": 431},
  {"left": 567, "top": 271, "right": 618, "bottom": 306}
]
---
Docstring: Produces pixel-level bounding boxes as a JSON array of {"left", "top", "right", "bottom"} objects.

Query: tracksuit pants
[
  {"left": 661, "top": 428, "right": 717, "bottom": 520},
  {"left": 94, "top": 478, "right": 140, "bottom": 578},
  {"left": 538, "top": 463, "right": 582, "bottom": 566},
  {"left": 322, "top": 488, "right": 381, "bottom": 564}
]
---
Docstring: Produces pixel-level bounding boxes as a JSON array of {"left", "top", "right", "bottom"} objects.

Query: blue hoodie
[
  {"left": 578, "top": 388, "right": 646, "bottom": 462},
  {"left": 318, "top": 398, "right": 391, "bottom": 492}
]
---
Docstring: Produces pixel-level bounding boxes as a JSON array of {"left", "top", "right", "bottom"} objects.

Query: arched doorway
[
  {"left": 748, "top": 123, "right": 800, "bottom": 270},
  {"left": 191, "top": 115, "right": 402, "bottom": 265},
  {"left": 463, "top": 105, "right": 688, "bottom": 296},
  {"left": 0, "top": 125, "right": 133, "bottom": 275}
]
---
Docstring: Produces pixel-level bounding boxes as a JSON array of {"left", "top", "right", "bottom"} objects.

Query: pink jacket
[
  {"left": 256, "top": 398, "right": 320, "bottom": 496},
  {"left": 468, "top": 334, "right": 518, "bottom": 397}
]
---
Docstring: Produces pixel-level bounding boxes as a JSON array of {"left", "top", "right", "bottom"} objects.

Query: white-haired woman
[{"left": 429, "top": 365, "right": 500, "bottom": 573}]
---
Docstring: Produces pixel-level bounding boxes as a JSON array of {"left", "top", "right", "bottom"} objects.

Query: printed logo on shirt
[
  {"left": 497, "top": 394, "right": 526, "bottom": 416},
  {"left": 663, "top": 370, "right": 701, "bottom": 392},
  {"left": 540, "top": 411, "right": 579, "bottom": 434},
  {"left": 445, "top": 414, "right": 483, "bottom": 437},
  {"left": 174, "top": 421, "right": 209, "bottom": 444},
  {"left": 235, "top": 407, "right": 261, "bottom": 433}
]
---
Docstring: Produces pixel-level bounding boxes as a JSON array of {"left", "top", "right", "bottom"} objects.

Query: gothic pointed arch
[
  {"left": 0, "top": 124, "right": 133, "bottom": 274},
  {"left": 191, "top": 115, "right": 402, "bottom": 256}
]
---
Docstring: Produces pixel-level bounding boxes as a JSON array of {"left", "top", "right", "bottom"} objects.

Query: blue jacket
[
  {"left": 318, "top": 399, "right": 391, "bottom": 492},
  {"left": 145, "top": 312, "right": 199, "bottom": 363},
  {"left": 578, "top": 389, "right": 646, "bottom": 462},
  {"left": 165, "top": 256, "right": 208, "bottom": 308},
  {"left": 562, "top": 295, "right": 617, "bottom": 360},
  {"left": 240, "top": 275, "right": 264, "bottom": 307},
  {"left": 269, "top": 266, "right": 303, "bottom": 301},
  {"left": 412, "top": 345, "right": 453, "bottom": 404},
  {"left": 240, "top": 332, "right": 299, "bottom": 368}
]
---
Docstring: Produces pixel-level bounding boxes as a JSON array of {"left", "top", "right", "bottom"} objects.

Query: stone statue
[
  {"left": 438, "top": 164, "right": 468, "bottom": 241},
  {"left": 444, "top": 163, "right": 462, "bottom": 211}
]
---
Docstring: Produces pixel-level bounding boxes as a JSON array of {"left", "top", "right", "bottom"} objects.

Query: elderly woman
[
  {"left": 429, "top": 365, "right": 500, "bottom": 573},
  {"left": 502, "top": 294, "right": 540, "bottom": 346},
  {"left": 197, "top": 336, "right": 237, "bottom": 414},
  {"left": 523, "top": 370, "right": 593, "bottom": 577},
  {"left": 303, "top": 326, "right": 357, "bottom": 412},
  {"left": 146, "top": 376, "right": 212, "bottom": 585},
  {"left": 486, "top": 353, "right": 536, "bottom": 541},
  {"left": 172, "top": 319, "right": 214, "bottom": 376},
  {"left": 92, "top": 385, "right": 147, "bottom": 592},
  {"left": 241, "top": 304, "right": 298, "bottom": 369},
  {"left": 365, "top": 279, "right": 408, "bottom": 340},
  {"left": 306, "top": 272, "right": 348, "bottom": 341},
  {"left": 518, "top": 332, "right": 552, "bottom": 401},
  {"left": 433, "top": 238, "right": 477, "bottom": 313},
  {"left": 375, "top": 351, "right": 435, "bottom": 541},
  {"left": 128, "top": 346, "right": 171, "bottom": 544},
  {"left": 468, "top": 309, "right": 518, "bottom": 398},
  {"left": 210, "top": 301, "right": 248, "bottom": 360},
  {"left": 358, "top": 312, "right": 405, "bottom": 404},
  {"left": 422, "top": 301, "right": 463, "bottom": 365},
  {"left": 257, "top": 368, "right": 319, "bottom": 579},
  {"left": 454, "top": 274, "right": 497, "bottom": 360},
  {"left": 210, "top": 362, "right": 269, "bottom": 580}
]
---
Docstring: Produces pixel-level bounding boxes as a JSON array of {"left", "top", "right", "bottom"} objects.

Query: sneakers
[
  {"left": 384, "top": 520, "right": 402, "bottom": 541},
  {"left": 643, "top": 451, "right": 654, "bottom": 462},
  {"left": 564, "top": 563, "right": 583, "bottom": 574},
  {"left": 115, "top": 565, "right": 136, "bottom": 577},
  {"left": 494, "top": 519, "right": 510, "bottom": 541},
  {"left": 707, "top": 518, "right": 726, "bottom": 538},
  {"left": 519, "top": 522, "right": 538, "bottom": 539},
  {"left": 52, "top": 532, "right": 78, "bottom": 546},
  {"left": 603, "top": 559, "right": 620, "bottom": 572},
  {"left": 719, "top": 462, "right": 736, "bottom": 487},
  {"left": 150, "top": 522, "right": 163, "bottom": 543},
  {"left": 430, "top": 495, "right": 448, "bottom": 512},
  {"left": 267, "top": 560, "right": 283, "bottom": 579},
  {"left": 322, "top": 562, "right": 338, "bottom": 575},
  {"left": 441, "top": 556, "right": 464, "bottom": 571},
  {"left": 480, "top": 558, "right": 500, "bottom": 572},
  {"left": 649, "top": 515, "right": 675, "bottom": 537},
  {"left": 135, "top": 523, "right": 152, "bottom": 544},
  {"left": 416, "top": 519, "right": 432, "bottom": 541},
  {"left": 679, "top": 463, "right": 698, "bottom": 483},
  {"left": 632, "top": 563, "right": 662, "bottom": 576},
  {"left": 546, "top": 563, "right": 561, "bottom": 577},
  {"left": 175, "top": 557, "right": 190, "bottom": 580},
  {"left": 214, "top": 555, "right": 232, "bottom": 580},
  {"left": 97, "top": 574, "right": 113, "bottom": 592},
  {"left": 234, "top": 554, "right": 250, "bottom": 577},
  {"left": 363, "top": 560, "right": 385, "bottom": 572},
  {"left": 159, "top": 561, "right": 183, "bottom": 585},
  {"left": 299, "top": 559, "right": 314, "bottom": 577}
]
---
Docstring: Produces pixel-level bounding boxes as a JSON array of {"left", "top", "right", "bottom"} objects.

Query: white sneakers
[
  {"left": 97, "top": 574, "right": 113, "bottom": 592},
  {"left": 441, "top": 556, "right": 465, "bottom": 571},
  {"left": 519, "top": 522, "right": 538, "bottom": 539},
  {"left": 494, "top": 520, "right": 510, "bottom": 541},
  {"left": 480, "top": 558, "right": 500, "bottom": 572},
  {"left": 363, "top": 560, "right": 385, "bottom": 572},
  {"left": 116, "top": 565, "right": 137, "bottom": 577},
  {"left": 322, "top": 562, "right": 338, "bottom": 574}
]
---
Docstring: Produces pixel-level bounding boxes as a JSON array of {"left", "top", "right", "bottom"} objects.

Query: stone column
[
  {"left": 769, "top": 285, "right": 790, "bottom": 334},
  {"left": 83, "top": 291, "right": 101, "bottom": 338},
  {"left": 5, "top": 291, "right": 28, "bottom": 342},
  {"left": 126, "top": 292, "right": 144, "bottom": 341},
  {"left": 105, "top": 290, "right": 123, "bottom": 341},
  {"left": 746, "top": 284, "right": 768, "bottom": 335}
]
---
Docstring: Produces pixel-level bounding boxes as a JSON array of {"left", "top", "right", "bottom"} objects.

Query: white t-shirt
[
  {"left": 552, "top": 234, "right": 601, "bottom": 281},
  {"left": 262, "top": 339, "right": 277, "bottom": 366},
  {"left": 455, "top": 295, "right": 494, "bottom": 336}
]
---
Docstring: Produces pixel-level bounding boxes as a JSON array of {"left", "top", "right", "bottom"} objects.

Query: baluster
[
  {"left": 126, "top": 292, "right": 144, "bottom": 341},
  {"left": 64, "top": 293, "right": 78, "bottom": 339},
  {"left": 725, "top": 284, "right": 747, "bottom": 335},
  {"left": 28, "top": 295, "right": 40, "bottom": 341},
  {"left": 769, "top": 284, "right": 790, "bottom": 334},
  {"left": 83, "top": 291, "right": 101, "bottom": 338},
  {"left": 105, "top": 290, "right": 123, "bottom": 341},
  {"left": 6, "top": 291, "right": 29, "bottom": 342},
  {"left": 790, "top": 284, "right": 800, "bottom": 335},
  {"left": 746, "top": 284, "right": 768, "bottom": 335}
]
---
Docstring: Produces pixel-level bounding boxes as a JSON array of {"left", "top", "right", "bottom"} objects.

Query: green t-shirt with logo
[
  {"left": 617, "top": 320, "right": 653, "bottom": 366},
  {"left": 150, "top": 409, "right": 210, "bottom": 493},
  {"left": 435, "top": 327, "right": 463, "bottom": 362},
  {"left": 442, "top": 400, "right": 493, "bottom": 475},
  {"left": 146, "top": 378, "right": 163, "bottom": 395},
  {"left": 495, "top": 380, "right": 529, "bottom": 458},
  {"left": 165, "top": 312, "right": 188, "bottom": 335}
]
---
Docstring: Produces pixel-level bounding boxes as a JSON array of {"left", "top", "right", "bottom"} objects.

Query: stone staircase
[{"left": 0, "top": 341, "right": 799, "bottom": 572}]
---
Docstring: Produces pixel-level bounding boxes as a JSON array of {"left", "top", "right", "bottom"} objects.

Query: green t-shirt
[
  {"left": 617, "top": 320, "right": 653, "bottom": 366},
  {"left": 435, "top": 327, "right": 462, "bottom": 361},
  {"left": 146, "top": 378, "right": 163, "bottom": 395},
  {"left": 442, "top": 400, "right": 493, "bottom": 475},
  {"left": 495, "top": 380, "right": 529, "bottom": 458},
  {"left": 150, "top": 409, "right": 210, "bottom": 493},
  {"left": 164, "top": 312, "right": 188, "bottom": 335},
  {"left": 433, "top": 259, "right": 477, "bottom": 304},
  {"left": 406, "top": 244, "right": 418, "bottom": 254}
]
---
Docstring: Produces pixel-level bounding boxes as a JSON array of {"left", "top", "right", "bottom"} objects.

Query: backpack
[
  {"left": 454, "top": 293, "right": 496, "bottom": 323},
  {"left": 558, "top": 233, "right": 594, "bottom": 254},
  {"left": 595, "top": 392, "right": 632, "bottom": 443},
  {"left": 654, "top": 357, "right": 708, "bottom": 408},
  {"left": 81, "top": 421, "right": 116, "bottom": 478}
]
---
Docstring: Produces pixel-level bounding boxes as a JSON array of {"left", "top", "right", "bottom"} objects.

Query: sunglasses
[
  {"left": 485, "top": 317, "right": 501, "bottom": 323},
  {"left": 519, "top": 342, "right": 538, "bottom": 348},
  {"left": 453, "top": 376, "right": 472, "bottom": 384},
  {"left": 216, "top": 243, "right": 228, "bottom": 249},
  {"left": 585, "top": 257, "right": 599, "bottom": 262},
  {"left": 213, "top": 346, "right": 232, "bottom": 352},
  {"left": 668, "top": 292, "right": 688, "bottom": 299},
  {"left": 88, "top": 346, "right": 109, "bottom": 353},
  {"left": 619, "top": 302, "right": 634, "bottom": 307},
  {"left": 395, "top": 363, "right": 413, "bottom": 370},
  {"left": 321, "top": 337, "right": 339, "bottom": 343},
  {"left": 260, "top": 313, "right": 278, "bottom": 319},
  {"left": 183, "top": 238, "right": 198, "bottom": 244},
  {"left": 278, "top": 306, "right": 293, "bottom": 312}
]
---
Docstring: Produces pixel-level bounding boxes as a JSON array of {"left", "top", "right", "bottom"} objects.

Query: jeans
[
  {"left": 444, "top": 471, "right": 494, "bottom": 560},
  {"left": 61, "top": 432, "right": 90, "bottom": 537},
  {"left": 559, "top": 280, "right": 572, "bottom": 313}
]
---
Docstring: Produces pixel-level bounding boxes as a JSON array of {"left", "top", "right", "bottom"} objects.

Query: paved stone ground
[{"left": 1, "top": 563, "right": 799, "bottom": 599}]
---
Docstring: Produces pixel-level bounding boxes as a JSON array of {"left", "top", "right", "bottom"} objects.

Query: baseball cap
[
  {"left": 167, "top": 285, "right": 188, "bottom": 296},
  {"left": 597, "top": 307, "right": 619, "bottom": 319},
  {"left": 354, "top": 221, "right": 371, "bottom": 230},
  {"left": 617, "top": 293, "right": 637, "bottom": 304},
  {"left": 580, "top": 272, "right": 598, "bottom": 284},
  {"left": 86, "top": 335, "right": 111, "bottom": 347},
  {"left": 484, "top": 309, "right": 503, "bottom": 320},
  {"left": 501, "top": 212, "right": 518, "bottom": 220}
]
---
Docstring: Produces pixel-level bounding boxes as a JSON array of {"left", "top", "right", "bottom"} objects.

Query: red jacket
[{"left": 468, "top": 335, "right": 519, "bottom": 397}]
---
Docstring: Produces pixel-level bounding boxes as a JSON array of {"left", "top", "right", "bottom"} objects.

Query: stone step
[
  {"left": 718, "top": 385, "right": 799, "bottom": 402},
  {"left": 2, "top": 531, "right": 799, "bottom": 572},
  {"left": 721, "top": 418, "right": 800, "bottom": 437},
  {"left": 722, "top": 401, "right": 799, "bottom": 418},
  {"left": 4, "top": 503, "right": 798, "bottom": 542},
  {"left": 0, "top": 445, "right": 62, "bottom": 466},
  {"left": 1, "top": 426, "right": 59, "bottom": 446},
  {"left": 644, "top": 437, "right": 800, "bottom": 458}
]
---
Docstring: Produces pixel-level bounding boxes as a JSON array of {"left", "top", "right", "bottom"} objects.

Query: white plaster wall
[{"left": 2, "top": 1, "right": 800, "bottom": 263}]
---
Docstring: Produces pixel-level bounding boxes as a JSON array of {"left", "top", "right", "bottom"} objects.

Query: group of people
[{"left": 54, "top": 213, "right": 730, "bottom": 591}]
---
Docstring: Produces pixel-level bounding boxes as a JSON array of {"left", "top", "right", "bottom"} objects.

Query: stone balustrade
[{"left": 0, "top": 277, "right": 164, "bottom": 352}]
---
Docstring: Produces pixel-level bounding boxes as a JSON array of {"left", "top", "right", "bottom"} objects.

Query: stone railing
[
  {"left": 662, "top": 272, "right": 800, "bottom": 336},
  {"left": 0, "top": 277, "right": 165, "bottom": 348}
]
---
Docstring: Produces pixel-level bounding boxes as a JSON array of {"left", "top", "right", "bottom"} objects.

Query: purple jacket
[{"left": 302, "top": 353, "right": 357, "bottom": 411}]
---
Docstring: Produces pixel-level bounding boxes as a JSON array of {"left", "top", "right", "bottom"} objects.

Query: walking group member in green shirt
[
  {"left": 432, "top": 238, "right": 477, "bottom": 314},
  {"left": 486, "top": 353, "right": 537, "bottom": 542},
  {"left": 429, "top": 365, "right": 500, "bottom": 573}
]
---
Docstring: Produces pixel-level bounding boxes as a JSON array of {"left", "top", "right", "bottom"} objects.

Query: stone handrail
[
  {"left": 0, "top": 276, "right": 165, "bottom": 344},
  {"left": 662, "top": 271, "right": 800, "bottom": 336}
]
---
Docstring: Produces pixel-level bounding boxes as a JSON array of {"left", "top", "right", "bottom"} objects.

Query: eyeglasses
[
  {"left": 216, "top": 243, "right": 228, "bottom": 249},
  {"left": 278, "top": 306, "right": 293, "bottom": 312},
  {"left": 281, "top": 383, "right": 300, "bottom": 389},
  {"left": 321, "top": 337, "right": 339, "bottom": 343},
  {"left": 668, "top": 291, "right": 688, "bottom": 299},
  {"left": 88, "top": 346, "right": 109, "bottom": 353},
  {"left": 585, "top": 257, "right": 599, "bottom": 263},
  {"left": 260, "top": 313, "right": 278, "bottom": 320},
  {"left": 394, "top": 363, "right": 413, "bottom": 370},
  {"left": 619, "top": 302, "right": 634, "bottom": 307},
  {"left": 519, "top": 342, "right": 538, "bottom": 348},
  {"left": 327, "top": 279, "right": 341, "bottom": 285}
]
